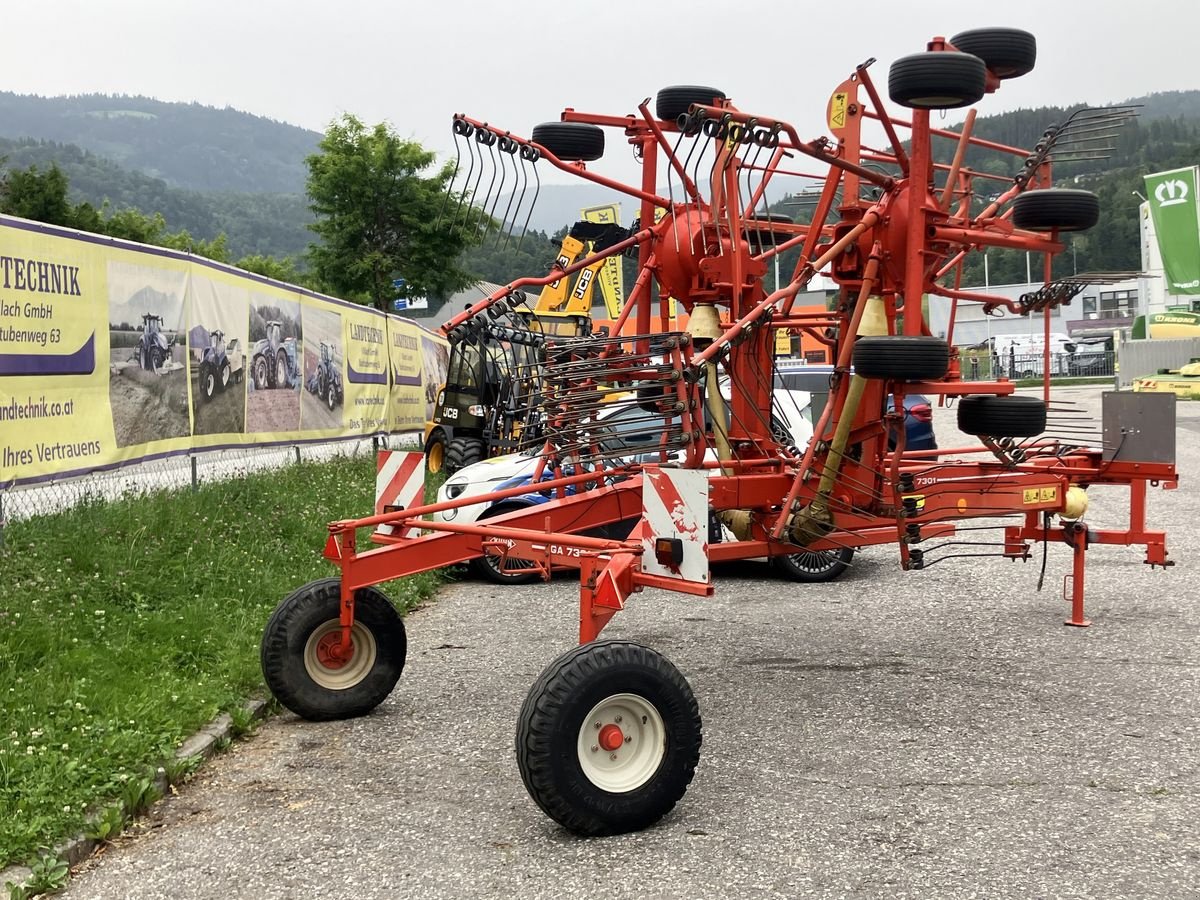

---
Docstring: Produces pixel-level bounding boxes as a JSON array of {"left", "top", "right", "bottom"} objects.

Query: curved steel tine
[
  {"left": 459, "top": 128, "right": 490, "bottom": 230},
  {"left": 515, "top": 153, "right": 541, "bottom": 254},
  {"left": 488, "top": 143, "right": 512, "bottom": 249},
  {"left": 499, "top": 143, "right": 527, "bottom": 251},
  {"left": 436, "top": 121, "right": 465, "bottom": 231},
  {"left": 453, "top": 126, "right": 480, "bottom": 229}
]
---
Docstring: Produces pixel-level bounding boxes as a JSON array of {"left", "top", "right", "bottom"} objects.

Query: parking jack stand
[{"left": 1063, "top": 523, "right": 1091, "bottom": 628}]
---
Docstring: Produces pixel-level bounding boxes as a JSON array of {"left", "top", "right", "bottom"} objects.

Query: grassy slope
[{"left": 0, "top": 454, "right": 439, "bottom": 867}]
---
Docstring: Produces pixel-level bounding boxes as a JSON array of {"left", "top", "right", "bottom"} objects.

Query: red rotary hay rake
[{"left": 261, "top": 28, "right": 1177, "bottom": 835}]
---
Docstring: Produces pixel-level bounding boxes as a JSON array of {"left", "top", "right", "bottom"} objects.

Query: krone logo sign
[{"left": 1154, "top": 178, "right": 1190, "bottom": 208}]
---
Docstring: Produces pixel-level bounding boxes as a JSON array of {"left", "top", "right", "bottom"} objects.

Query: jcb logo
[
  {"left": 572, "top": 268, "right": 595, "bottom": 300},
  {"left": 548, "top": 253, "right": 571, "bottom": 289},
  {"left": 1154, "top": 178, "right": 1190, "bottom": 208}
]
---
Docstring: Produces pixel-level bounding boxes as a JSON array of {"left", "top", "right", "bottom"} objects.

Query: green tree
[
  {"left": 235, "top": 253, "right": 306, "bottom": 285},
  {"left": 305, "top": 115, "right": 484, "bottom": 310},
  {"left": 0, "top": 161, "right": 74, "bottom": 226}
]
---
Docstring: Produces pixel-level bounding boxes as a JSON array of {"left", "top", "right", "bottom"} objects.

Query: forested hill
[
  {"left": 0, "top": 136, "right": 313, "bottom": 259},
  {"left": 0, "top": 92, "right": 321, "bottom": 194}
]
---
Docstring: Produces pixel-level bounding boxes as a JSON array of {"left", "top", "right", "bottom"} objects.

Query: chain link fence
[{"left": 0, "top": 433, "right": 422, "bottom": 527}]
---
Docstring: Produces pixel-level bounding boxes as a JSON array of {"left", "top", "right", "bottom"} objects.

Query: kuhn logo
[{"left": 1154, "top": 178, "right": 1190, "bottom": 208}]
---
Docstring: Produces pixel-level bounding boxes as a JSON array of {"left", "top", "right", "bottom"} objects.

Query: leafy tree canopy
[{"left": 306, "top": 115, "right": 485, "bottom": 310}]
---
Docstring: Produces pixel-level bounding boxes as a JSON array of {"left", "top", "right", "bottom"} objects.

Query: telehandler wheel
[
  {"left": 516, "top": 640, "right": 701, "bottom": 836},
  {"left": 445, "top": 436, "right": 486, "bottom": 473},
  {"left": 470, "top": 504, "right": 540, "bottom": 586},
  {"left": 949, "top": 28, "right": 1037, "bottom": 79},
  {"left": 425, "top": 431, "right": 448, "bottom": 474},
  {"left": 531, "top": 122, "right": 605, "bottom": 162},
  {"left": 655, "top": 85, "right": 727, "bottom": 122},
  {"left": 888, "top": 51, "right": 987, "bottom": 110},
  {"left": 1011, "top": 189, "right": 1100, "bottom": 232},
  {"left": 773, "top": 546, "right": 855, "bottom": 583},
  {"left": 852, "top": 335, "right": 950, "bottom": 381},
  {"left": 261, "top": 578, "right": 406, "bottom": 721},
  {"left": 200, "top": 365, "right": 216, "bottom": 401},
  {"left": 956, "top": 395, "right": 1047, "bottom": 438}
]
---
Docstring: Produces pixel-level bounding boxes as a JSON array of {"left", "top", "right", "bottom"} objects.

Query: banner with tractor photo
[{"left": 0, "top": 214, "right": 448, "bottom": 489}]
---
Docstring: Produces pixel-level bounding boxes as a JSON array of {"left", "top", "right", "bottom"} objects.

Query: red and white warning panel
[
  {"left": 641, "top": 468, "right": 710, "bottom": 584},
  {"left": 374, "top": 451, "right": 426, "bottom": 539}
]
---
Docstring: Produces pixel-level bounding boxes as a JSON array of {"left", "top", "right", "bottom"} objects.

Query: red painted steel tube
[{"left": 856, "top": 62, "right": 909, "bottom": 174}]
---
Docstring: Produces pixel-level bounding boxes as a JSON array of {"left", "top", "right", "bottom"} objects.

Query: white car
[{"left": 435, "top": 379, "right": 843, "bottom": 585}]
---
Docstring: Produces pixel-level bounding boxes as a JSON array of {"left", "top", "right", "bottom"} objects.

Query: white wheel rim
[
  {"left": 302, "top": 619, "right": 377, "bottom": 690},
  {"left": 576, "top": 693, "right": 666, "bottom": 793}
]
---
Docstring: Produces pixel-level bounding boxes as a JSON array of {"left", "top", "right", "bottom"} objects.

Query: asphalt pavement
[{"left": 65, "top": 387, "right": 1200, "bottom": 899}]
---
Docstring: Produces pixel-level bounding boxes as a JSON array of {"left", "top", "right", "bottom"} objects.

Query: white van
[{"left": 991, "top": 333, "right": 1077, "bottom": 377}]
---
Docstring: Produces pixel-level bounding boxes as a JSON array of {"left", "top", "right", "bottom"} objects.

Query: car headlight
[{"left": 445, "top": 480, "right": 467, "bottom": 499}]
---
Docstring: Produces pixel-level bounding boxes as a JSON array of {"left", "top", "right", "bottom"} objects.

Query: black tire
[
  {"left": 950, "top": 28, "right": 1036, "bottom": 79},
  {"left": 888, "top": 52, "right": 987, "bottom": 110},
  {"left": 469, "top": 504, "right": 540, "bottom": 586},
  {"left": 200, "top": 365, "right": 216, "bottom": 401},
  {"left": 327, "top": 381, "right": 338, "bottom": 411},
  {"left": 253, "top": 356, "right": 269, "bottom": 390},
  {"left": 956, "top": 395, "right": 1047, "bottom": 437},
  {"left": 275, "top": 350, "right": 289, "bottom": 387},
  {"left": 772, "top": 546, "right": 855, "bottom": 583},
  {"left": 853, "top": 335, "right": 950, "bottom": 380},
  {"left": 150, "top": 346, "right": 165, "bottom": 372},
  {"left": 317, "top": 370, "right": 328, "bottom": 400},
  {"left": 1011, "top": 189, "right": 1100, "bottom": 233},
  {"left": 139, "top": 346, "right": 148, "bottom": 370},
  {"left": 445, "top": 436, "right": 486, "bottom": 473},
  {"left": 655, "top": 85, "right": 727, "bottom": 122},
  {"left": 531, "top": 122, "right": 604, "bottom": 162},
  {"left": 425, "top": 429, "right": 448, "bottom": 474},
  {"left": 516, "top": 640, "right": 702, "bottom": 836},
  {"left": 220, "top": 361, "right": 231, "bottom": 391},
  {"left": 261, "top": 578, "right": 407, "bottom": 721}
]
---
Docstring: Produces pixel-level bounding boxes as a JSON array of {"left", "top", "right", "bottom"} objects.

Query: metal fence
[
  {"left": 0, "top": 433, "right": 421, "bottom": 526},
  {"left": 960, "top": 350, "right": 1116, "bottom": 381},
  {"left": 1116, "top": 337, "right": 1200, "bottom": 388}
]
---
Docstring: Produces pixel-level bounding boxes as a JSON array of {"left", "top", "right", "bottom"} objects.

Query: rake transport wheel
[
  {"left": 852, "top": 335, "right": 951, "bottom": 380},
  {"left": 888, "top": 51, "right": 987, "bottom": 110},
  {"left": 655, "top": 85, "right": 727, "bottom": 122},
  {"left": 1011, "top": 189, "right": 1101, "bottom": 232},
  {"left": 516, "top": 640, "right": 702, "bottom": 836},
  {"left": 773, "top": 546, "right": 855, "bottom": 583},
  {"left": 261, "top": 578, "right": 407, "bottom": 721},
  {"left": 445, "top": 436, "right": 486, "bottom": 473},
  {"left": 424, "top": 429, "right": 448, "bottom": 474},
  {"left": 949, "top": 28, "right": 1037, "bottom": 79},
  {"left": 470, "top": 504, "right": 540, "bottom": 586},
  {"left": 956, "top": 395, "right": 1047, "bottom": 437},
  {"left": 531, "top": 122, "right": 605, "bottom": 162}
]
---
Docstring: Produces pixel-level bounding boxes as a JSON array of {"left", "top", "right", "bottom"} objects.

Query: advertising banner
[
  {"left": 0, "top": 215, "right": 447, "bottom": 489},
  {"left": 1144, "top": 166, "right": 1200, "bottom": 296}
]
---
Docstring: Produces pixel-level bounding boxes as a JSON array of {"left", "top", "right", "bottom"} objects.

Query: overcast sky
[{"left": 2, "top": 0, "right": 1195, "bottom": 187}]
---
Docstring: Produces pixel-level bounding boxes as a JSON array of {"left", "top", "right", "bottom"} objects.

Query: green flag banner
[{"left": 1145, "top": 166, "right": 1200, "bottom": 296}]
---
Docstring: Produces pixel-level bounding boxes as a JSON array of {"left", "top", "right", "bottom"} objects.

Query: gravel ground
[{"left": 66, "top": 387, "right": 1200, "bottom": 899}]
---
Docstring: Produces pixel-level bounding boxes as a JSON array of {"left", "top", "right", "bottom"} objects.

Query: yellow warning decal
[
  {"left": 902, "top": 493, "right": 926, "bottom": 511},
  {"left": 829, "top": 92, "right": 848, "bottom": 131},
  {"left": 1023, "top": 486, "right": 1059, "bottom": 504}
]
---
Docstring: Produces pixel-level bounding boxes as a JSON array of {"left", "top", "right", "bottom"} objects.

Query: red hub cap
[
  {"left": 315, "top": 631, "right": 354, "bottom": 669},
  {"left": 598, "top": 724, "right": 624, "bottom": 752}
]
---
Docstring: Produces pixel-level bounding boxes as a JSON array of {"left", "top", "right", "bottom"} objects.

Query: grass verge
[{"left": 0, "top": 453, "right": 441, "bottom": 867}]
